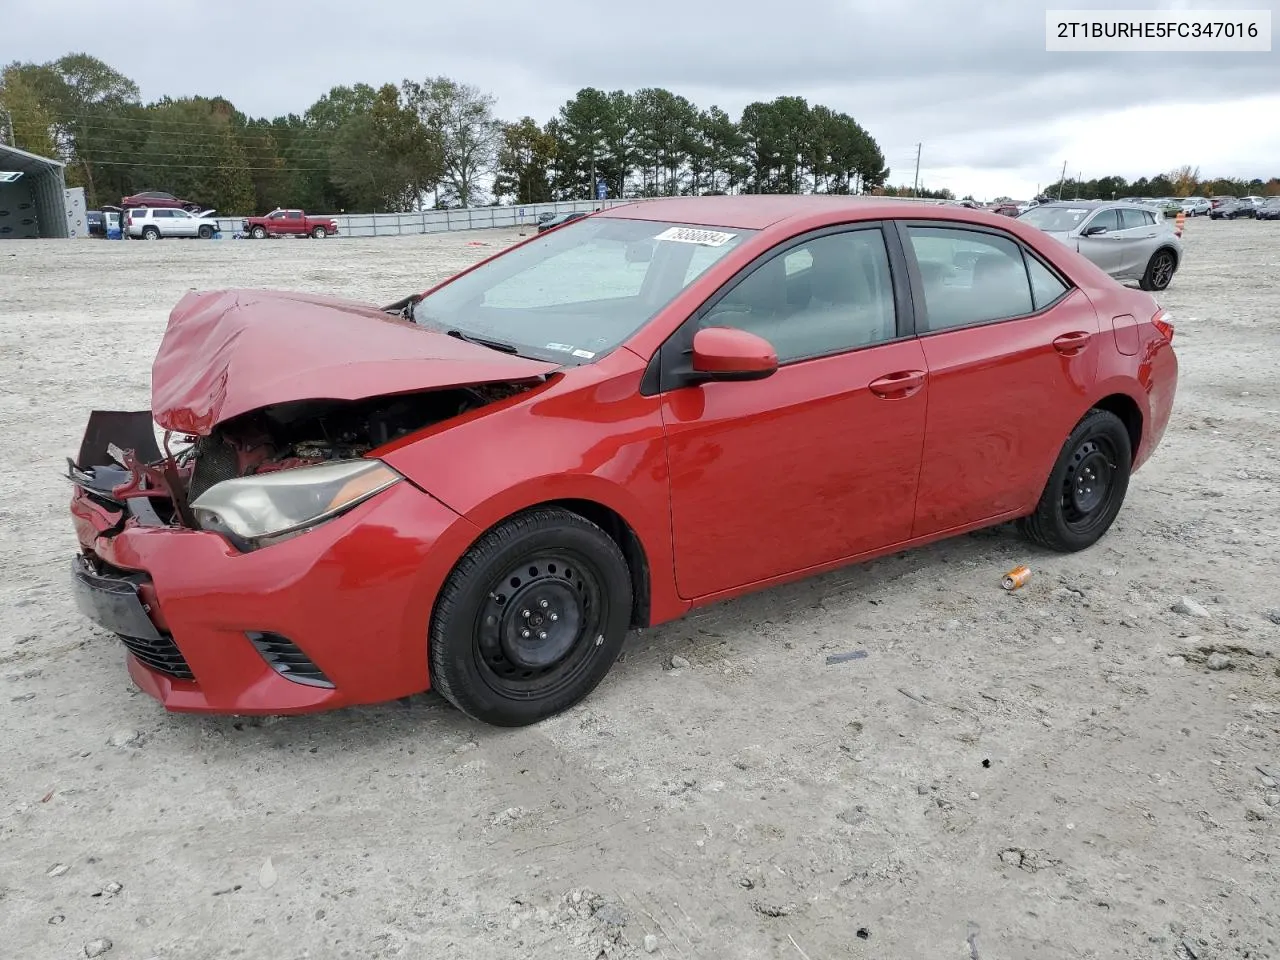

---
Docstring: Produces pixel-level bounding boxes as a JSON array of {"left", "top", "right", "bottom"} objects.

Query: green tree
[
  {"left": 330, "top": 84, "right": 439, "bottom": 212},
  {"left": 494, "top": 117, "right": 557, "bottom": 204},
  {"left": 132, "top": 97, "right": 254, "bottom": 214},
  {"left": 404, "top": 77, "right": 499, "bottom": 206}
]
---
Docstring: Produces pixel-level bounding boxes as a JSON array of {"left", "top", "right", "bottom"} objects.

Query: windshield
[
  {"left": 413, "top": 217, "right": 755, "bottom": 363},
  {"left": 1018, "top": 206, "right": 1092, "bottom": 232}
]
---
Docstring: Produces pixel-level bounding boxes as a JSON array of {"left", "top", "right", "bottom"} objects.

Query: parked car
[
  {"left": 1255, "top": 197, "right": 1280, "bottom": 220},
  {"left": 67, "top": 196, "right": 1178, "bottom": 725},
  {"left": 242, "top": 208, "right": 338, "bottom": 239},
  {"left": 121, "top": 191, "right": 201, "bottom": 212},
  {"left": 1210, "top": 198, "right": 1254, "bottom": 219},
  {"left": 126, "top": 206, "right": 220, "bottom": 239},
  {"left": 87, "top": 210, "right": 105, "bottom": 237},
  {"left": 1017, "top": 201, "right": 1182, "bottom": 291},
  {"left": 1180, "top": 197, "right": 1211, "bottom": 216},
  {"left": 989, "top": 202, "right": 1020, "bottom": 216},
  {"left": 536, "top": 210, "right": 591, "bottom": 233}
]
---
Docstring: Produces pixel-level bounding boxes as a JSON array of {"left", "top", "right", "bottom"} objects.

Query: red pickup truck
[{"left": 241, "top": 209, "right": 339, "bottom": 239}]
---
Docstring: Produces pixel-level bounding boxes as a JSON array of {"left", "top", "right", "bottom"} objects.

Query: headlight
[{"left": 191, "top": 459, "right": 402, "bottom": 547}]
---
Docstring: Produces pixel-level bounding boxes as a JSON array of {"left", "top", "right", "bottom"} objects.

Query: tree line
[
  {"left": 1, "top": 54, "right": 888, "bottom": 216},
  {"left": 1039, "top": 165, "right": 1280, "bottom": 202}
]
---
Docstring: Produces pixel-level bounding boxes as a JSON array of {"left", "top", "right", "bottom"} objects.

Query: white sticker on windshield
[
  {"left": 653, "top": 226, "right": 737, "bottom": 247},
  {"left": 571, "top": 349, "right": 595, "bottom": 359},
  {"left": 544, "top": 342, "right": 574, "bottom": 352}
]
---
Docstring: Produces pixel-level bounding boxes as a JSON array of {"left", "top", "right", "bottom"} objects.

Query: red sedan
[{"left": 68, "top": 196, "right": 1177, "bottom": 726}]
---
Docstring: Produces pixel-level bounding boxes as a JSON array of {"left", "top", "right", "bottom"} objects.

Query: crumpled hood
[{"left": 151, "top": 288, "right": 557, "bottom": 435}]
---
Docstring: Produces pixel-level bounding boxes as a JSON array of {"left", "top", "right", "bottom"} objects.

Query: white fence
[{"left": 211, "top": 198, "right": 637, "bottom": 238}]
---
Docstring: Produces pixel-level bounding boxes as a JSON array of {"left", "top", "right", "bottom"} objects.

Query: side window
[
  {"left": 171, "top": 209, "right": 190, "bottom": 219},
  {"left": 1085, "top": 209, "right": 1120, "bottom": 233},
  {"left": 1026, "top": 255, "right": 1069, "bottom": 310},
  {"left": 701, "top": 228, "right": 897, "bottom": 363},
  {"left": 268, "top": 211, "right": 283, "bottom": 219},
  {"left": 1119, "top": 209, "right": 1147, "bottom": 230},
  {"left": 906, "top": 225, "right": 1033, "bottom": 331},
  {"left": 287, "top": 211, "right": 302, "bottom": 220},
  {"left": 153, "top": 210, "right": 172, "bottom": 218},
  {"left": 1143, "top": 211, "right": 1157, "bottom": 226}
]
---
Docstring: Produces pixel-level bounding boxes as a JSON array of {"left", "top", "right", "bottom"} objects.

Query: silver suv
[
  {"left": 1015, "top": 201, "right": 1183, "bottom": 291},
  {"left": 126, "top": 207, "right": 220, "bottom": 240}
]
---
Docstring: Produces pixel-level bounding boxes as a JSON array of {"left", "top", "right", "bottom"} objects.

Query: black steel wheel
[
  {"left": 1140, "top": 249, "right": 1176, "bottom": 291},
  {"left": 429, "top": 507, "right": 632, "bottom": 726},
  {"left": 1017, "top": 409, "right": 1132, "bottom": 553}
]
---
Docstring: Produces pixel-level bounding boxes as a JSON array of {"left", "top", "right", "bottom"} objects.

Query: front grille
[
  {"left": 188, "top": 435, "right": 239, "bottom": 500},
  {"left": 247, "top": 632, "right": 333, "bottom": 688},
  {"left": 119, "top": 633, "right": 195, "bottom": 680}
]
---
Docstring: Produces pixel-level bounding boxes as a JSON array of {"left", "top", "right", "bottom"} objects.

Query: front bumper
[{"left": 70, "top": 470, "right": 479, "bottom": 715}]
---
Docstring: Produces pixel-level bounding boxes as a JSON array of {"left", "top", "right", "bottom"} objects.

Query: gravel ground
[{"left": 1, "top": 220, "right": 1277, "bottom": 960}]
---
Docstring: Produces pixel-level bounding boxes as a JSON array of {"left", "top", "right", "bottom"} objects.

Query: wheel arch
[
  {"left": 1153, "top": 243, "right": 1180, "bottom": 268},
  {"left": 1089, "top": 391, "right": 1144, "bottom": 464},
  {"left": 438, "top": 496, "right": 656, "bottom": 631}
]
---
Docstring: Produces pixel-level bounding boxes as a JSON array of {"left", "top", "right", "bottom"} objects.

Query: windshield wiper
[{"left": 445, "top": 328, "right": 520, "bottom": 354}]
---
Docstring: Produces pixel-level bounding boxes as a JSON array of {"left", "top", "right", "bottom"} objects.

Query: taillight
[{"left": 1151, "top": 308, "right": 1174, "bottom": 342}]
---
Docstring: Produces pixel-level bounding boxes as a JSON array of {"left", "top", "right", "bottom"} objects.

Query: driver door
[
  {"left": 1076, "top": 208, "right": 1122, "bottom": 273},
  {"left": 658, "top": 224, "right": 929, "bottom": 599}
]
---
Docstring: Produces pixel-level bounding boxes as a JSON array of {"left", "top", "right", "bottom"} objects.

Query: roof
[
  {"left": 0, "top": 142, "right": 65, "bottom": 176},
  {"left": 1035, "top": 200, "right": 1158, "bottom": 211},
  {"left": 600, "top": 194, "right": 967, "bottom": 230}
]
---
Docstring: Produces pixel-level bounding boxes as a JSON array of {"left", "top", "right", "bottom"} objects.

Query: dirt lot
[{"left": 1, "top": 220, "right": 1277, "bottom": 960}]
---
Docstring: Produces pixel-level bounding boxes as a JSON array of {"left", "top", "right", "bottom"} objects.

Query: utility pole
[
  {"left": 1058, "top": 160, "right": 1068, "bottom": 200},
  {"left": 912, "top": 143, "right": 922, "bottom": 197}
]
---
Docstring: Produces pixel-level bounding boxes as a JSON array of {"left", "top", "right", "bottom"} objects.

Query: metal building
[{"left": 0, "top": 143, "right": 70, "bottom": 239}]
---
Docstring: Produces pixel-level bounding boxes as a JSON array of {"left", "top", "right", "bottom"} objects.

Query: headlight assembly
[{"left": 191, "top": 459, "right": 402, "bottom": 548}]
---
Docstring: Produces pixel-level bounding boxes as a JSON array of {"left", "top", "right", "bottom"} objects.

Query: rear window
[{"left": 1017, "top": 206, "right": 1091, "bottom": 231}]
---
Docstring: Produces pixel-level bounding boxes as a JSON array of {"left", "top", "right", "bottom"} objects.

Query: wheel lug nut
[
  {"left": 521, "top": 629, "right": 531, "bottom": 639},
  {"left": 521, "top": 609, "right": 530, "bottom": 618},
  {"left": 549, "top": 613, "right": 558, "bottom": 621},
  {"left": 539, "top": 599, "right": 549, "bottom": 609},
  {"left": 538, "top": 631, "right": 548, "bottom": 640}
]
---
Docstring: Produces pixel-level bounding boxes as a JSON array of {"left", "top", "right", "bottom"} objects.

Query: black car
[
  {"left": 536, "top": 211, "right": 592, "bottom": 233},
  {"left": 1254, "top": 198, "right": 1280, "bottom": 220},
  {"left": 87, "top": 210, "right": 105, "bottom": 237},
  {"left": 1210, "top": 198, "right": 1255, "bottom": 219}
]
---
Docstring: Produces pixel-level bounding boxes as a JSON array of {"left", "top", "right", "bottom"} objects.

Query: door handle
[
  {"left": 1053, "top": 331, "right": 1092, "bottom": 355},
  {"left": 869, "top": 370, "right": 926, "bottom": 398}
]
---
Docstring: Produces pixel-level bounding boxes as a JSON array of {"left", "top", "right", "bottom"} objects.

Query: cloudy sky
[{"left": 5, "top": 0, "right": 1278, "bottom": 199}]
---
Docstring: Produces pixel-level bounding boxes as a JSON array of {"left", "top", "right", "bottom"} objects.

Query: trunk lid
[{"left": 151, "top": 289, "right": 557, "bottom": 435}]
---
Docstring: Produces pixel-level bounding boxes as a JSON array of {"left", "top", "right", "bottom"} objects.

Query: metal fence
[{"left": 211, "top": 198, "right": 638, "bottom": 238}]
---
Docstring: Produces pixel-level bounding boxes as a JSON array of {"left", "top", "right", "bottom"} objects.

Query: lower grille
[
  {"left": 119, "top": 633, "right": 195, "bottom": 680},
  {"left": 247, "top": 632, "right": 333, "bottom": 688}
]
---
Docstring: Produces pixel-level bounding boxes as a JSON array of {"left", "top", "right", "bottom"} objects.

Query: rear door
[
  {"left": 283, "top": 210, "right": 304, "bottom": 235},
  {"left": 1114, "top": 207, "right": 1158, "bottom": 279},
  {"left": 898, "top": 221, "right": 1100, "bottom": 536}
]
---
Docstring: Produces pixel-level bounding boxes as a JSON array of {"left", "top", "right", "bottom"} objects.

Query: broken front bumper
[{"left": 68, "top": 412, "right": 479, "bottom": 714}]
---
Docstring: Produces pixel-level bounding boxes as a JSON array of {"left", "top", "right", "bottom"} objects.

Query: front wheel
[
  {"left": 310, "top": 225, "right": 327, "bottom": 238},
  {"left": 197, "top": 224, "right": 214, "bottom": 239},
  {"left": 429, "top": 508, "right": 632, "bottom": 726},
  {"left": 1017, "top": 409, "right": 1132, "bottom": 553},
  {"left": 1140, "top": 249, "right": 1176, "bottom": 291},
  {"left": 251, "top": 225, "right": 266, "bottom": 239}
]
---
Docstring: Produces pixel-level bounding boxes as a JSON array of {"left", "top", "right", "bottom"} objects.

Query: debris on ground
[
  {"left": 825, "top": 650, "right": 868, "bottom": 665},
  {"left": 669, "top": 655, "right": 691, "bottom": 670},
  {"left": 1172, "top": 597, "right": 1211, "bottom": 618}
]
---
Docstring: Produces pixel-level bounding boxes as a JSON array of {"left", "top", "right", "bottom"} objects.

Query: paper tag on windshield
[
  {"left": 653, "top": 227, "right": 736, "bottom": 247},
  {"left": 571, "top": 349, "right": 595, "bottom": 359}
]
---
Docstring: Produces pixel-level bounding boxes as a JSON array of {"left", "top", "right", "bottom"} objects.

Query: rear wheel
[
  {"left": 310, "top": 225, "right": 327, "bottom": 238},
  {"left": 1140, "top": 249, "right": 1176, "bottom": 291},
  {"left": 1017, "top": 409, "right": 1132, "bottom": 553},
  {"left": 429, "top": 507, "right": 632, "bottom": 726},
  {"left": 142, "top": 226, "right": 160, "bottom": 240}
]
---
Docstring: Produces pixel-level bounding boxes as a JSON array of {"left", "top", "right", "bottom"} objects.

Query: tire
[
  {"left": 198, "top": 224, "right": 214, "bottom": 239},
  {"left": 251, "top": 225, "right": 266, "bottom": 239},
  {"left": 1017, "top": 409, "right": 1132, "bottom": 553},
  {"left": 310, "top": 225, "right": 327, "bottom": 238},
  {"left": 429, "top": 507, "right": 632, "bottom": 726},
  {"left": 1139, "top": 248, "right": 1176, "bottom": 291},
  {"left": 142, "top": 226, "right": 160, "bottom": 240}
]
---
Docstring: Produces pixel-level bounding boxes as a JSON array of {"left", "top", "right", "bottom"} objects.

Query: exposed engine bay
[{"left": 68, "top": 381, "right": 539, "bottom": 529}]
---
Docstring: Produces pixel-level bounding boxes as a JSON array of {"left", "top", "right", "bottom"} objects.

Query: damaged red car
[{"left": 68, "top": 196, "right": 1177, "bottom": 726}]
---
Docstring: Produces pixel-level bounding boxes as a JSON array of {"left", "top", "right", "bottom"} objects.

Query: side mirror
[
  {"left": 1083, "top": 224, "right": 1108, "bottom": 236},
  {"left": 690, "top": 327, "right": 778, "bottom": 382}
]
